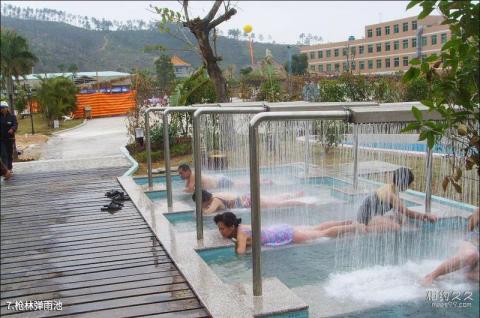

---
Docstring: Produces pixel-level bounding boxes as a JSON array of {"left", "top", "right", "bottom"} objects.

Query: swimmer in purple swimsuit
[
  {"left": 193, "top": 190, "right": 312, "bottom": 214},
  {"left": 214, "top": 212, "right": 366, "bottom": 254},
  {"left": 422, "top": 208, "right": 479, "bottom": 286}
]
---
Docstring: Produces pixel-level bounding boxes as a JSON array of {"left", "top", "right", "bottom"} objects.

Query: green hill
[{"left": 1, "top": 16, "right": 299, "bottom": 74}]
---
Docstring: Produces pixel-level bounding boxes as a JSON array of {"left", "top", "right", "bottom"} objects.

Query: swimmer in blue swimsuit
[
  {"left": 422, "top": 208, "right": 479, "bottom": 286},
  {"left": 214, "top": 212, "right": 366, "bottom": 254},
  {"left": 193, "top": 190, "right": 311, "bottom": 214}
]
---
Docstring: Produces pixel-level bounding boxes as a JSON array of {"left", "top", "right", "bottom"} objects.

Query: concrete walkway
[
  {"left": 12, "top": 116, "right": 131, "bottom": 174},
  {"left": 40, "top": 116, "right": 130, "bottom": 160}
]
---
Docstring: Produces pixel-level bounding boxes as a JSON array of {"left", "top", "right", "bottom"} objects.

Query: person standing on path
[{"left": 0, "top": 101, "right": 18, "bottom": 174}]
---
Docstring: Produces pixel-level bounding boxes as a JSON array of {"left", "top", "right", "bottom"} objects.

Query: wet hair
[
  {"left": 393, "top": 167, "right": 414, "bottom": 191},
  {"left": 192, "top": 189, "right": 212, "bottom": 203},
  {"left": 178, "top": 163, "right": 191, "bottom": 172},
  {"left": 214, "top": 212, "right": 242, "bottom": 228}
]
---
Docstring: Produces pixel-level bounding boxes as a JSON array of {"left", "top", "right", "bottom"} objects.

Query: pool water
[{"left": 199, "top": 220, "right": 479, "bottom": 318}]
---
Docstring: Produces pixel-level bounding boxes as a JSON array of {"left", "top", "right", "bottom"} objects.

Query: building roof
[
  {"left": 171, "top": 55, "right": 191, "bottom": 66},
  {"left": 21, "top": 71, "right": 130, "bottom": 80}
]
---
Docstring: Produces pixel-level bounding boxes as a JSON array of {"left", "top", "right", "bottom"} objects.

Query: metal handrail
[
  {"left": 144, "top": 107, "right": 168, "bottom": 188},
  {"left": 248, "top": 110, "right": 351, "bottom": 296},
  {"left": 192, "top": 106, "right": 267, "bottom": 240}
]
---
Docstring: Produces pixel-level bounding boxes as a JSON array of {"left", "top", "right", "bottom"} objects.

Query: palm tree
[{"left": 1, "top": 29, "right": 38, "bottom": 113}]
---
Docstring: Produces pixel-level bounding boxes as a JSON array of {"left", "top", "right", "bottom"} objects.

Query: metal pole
[
  {"left": 163, "top": 106, "right": 211, "bottom": 208},
  {"left": 193, "top": 106, "right": 266, "bottom": 240},
  {"left": 28, "top": 90, "right": 34, "bottom": 135},
  {"left": 352, "top": 124, "right": 359, "bottom": 189},
  {"left": 249, "top": 110, "right": 351, "bottom": 296},
  {"left": 144, "top": 107, "right": 168, "bottom": 188},
  {"left": 162, "top": 111, "right": 173, "bottom": 207},
  {"left": 304, "top": 122, "right": 310, "bottom": 177},
  {"left": 424, "top": 147, "right": 433, "bottom": 213}
]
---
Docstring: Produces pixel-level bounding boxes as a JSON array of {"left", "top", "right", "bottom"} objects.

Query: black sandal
[
  {"left": 111, "top": 192, "right": 130, "bottom": 201},
  {"left": 101, "top": 202, "right": 123, "bottom": 211},
  {"left": 105, "top": 190, "right": 122, "bottom": 198},
  {"left": 103, "top": 200, "right": 124, "bottom": 208}
]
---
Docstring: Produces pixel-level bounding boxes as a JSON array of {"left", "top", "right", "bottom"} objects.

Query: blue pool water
[
  {"left": 352, "top": 142, "right": 452, "bottom": 154},
  {"left": 198, "top": 218, "right": 478, "bottom": 318},
  {"left": 134, "top": 175, "right": 183, "bottom": 186}
]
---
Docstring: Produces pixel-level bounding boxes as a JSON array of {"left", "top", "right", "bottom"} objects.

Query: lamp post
[
  {"left": 28, "top": 88, "right": 34, "bottom": 135},
  {"left": 287, "top": 45, "right": 292, "bottom": 96}
]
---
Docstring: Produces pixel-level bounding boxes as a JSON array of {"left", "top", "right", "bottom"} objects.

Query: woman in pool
[
  {"left": 193, "top": 190, "right": 312, "bottom": 214},
  {"left": 214, "top": 211, "right": 366, "bottom": 254},
  {"left": 356, "top": 167, "right": 437, "bottom": 232},
  {"left": 421, "top": 208, "right": 479, "bottom": 286}
]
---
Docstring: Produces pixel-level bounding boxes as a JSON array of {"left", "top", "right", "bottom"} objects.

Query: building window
[
  {"left": 310, "top": 65, "right": 315, "bottom": 71},
  {"left": 327, "top": 64, "right": 332, "bottom": 72},
  {"left": 318, "top": 51, "right": 323, "bottom": 58},
  {"left": 359, "top": 45, "right": 364, "bottom": 54},
  {"left": 385, "top": 58, "right": 391, "bottom": 68},
  {"left": 367, "top": 29, "right": 373, "bottom": 37},
  {"left": 431, "top": 34, "right": 437, "bottom": 45},
  {"left": 422, "top": 36, "right": 427, "bottom": 46},
  {"left": 403, "top": 22, "right": 408, "bottom": 32},
  {"left": 385, "top": 42, "right": 391, "bottom": 51},
  {"left": 376, "top": 43, "right": 382, "bottom": 52},
  {"left": 394, "top": 40, "right": 399, "bottom": 50},
  {"left": 351, "top": 61, "right": 356, "bottom": 70},
  {"left": 368, "top": 60, "right": 373, "bottom": 69},
  {"left": 403, "top": 56, "right": 409, "bottom": 66},
  {"left": 385, "top": 26, "right": 390, "bottom": 35},
  {"left": 403, "top": 39, "right": 409, "bottom": 49},
  {"left": 376, "top": 59, "right": 382, "bottom": 68},
  {"left": 343, "top": 62, "right": 349, "bottom": 71},
  {"left": 359, "top": 61, "right": 365, "bottom": 70},
  {"left": 441, "top": 33, "right": 448, "bottom": 44},
  {"left": 412, "top": 38, "right": 417, "bottom": 48},
  {"left": 412, "top": 20, "right": 417, "bottom": 30},
  {"left": 326, "top": 50, "right": 331, "bottom": 57},
  {"left": 319, "top": 64, "right": 324, "bottom": 72},
  {"left": 394, "top": 57, "right": 400, "bottom": 67},
  {"left": 310, "top": 52, "right": 315, "bottom": 59},
  {"left": 394, "top": 24, "right": 399, "bottom": 33},
  {"left": 376, "top": 27, "right": 381, "bottom": 36},
  {"left": 334, "top": 49, "right": 339, "bottom": 57},
  {"left": 350, "top": 46, "right": 356, "bottom": 55},
  {"left": 334, "top": 63, "right": 340, "bottom": 72},
  {"left": 342, "top": 48, "right": 348, "bottom": 56},
  {"left": 368, "top": 44, "right": 373, "bottom": 53}
]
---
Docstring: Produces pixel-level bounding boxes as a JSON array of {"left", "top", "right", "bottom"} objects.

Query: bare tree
[{"left": 154, "top": 1, "right": 237, "bottom": 102}]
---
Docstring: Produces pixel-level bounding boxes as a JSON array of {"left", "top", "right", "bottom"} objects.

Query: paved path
[{"left": 40, "top": 116, "right": 130, "bottom": 160}]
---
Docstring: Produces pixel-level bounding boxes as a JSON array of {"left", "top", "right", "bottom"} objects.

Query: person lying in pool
[
  {"left": 356, "top": 167, "right": 437, "bottom": 232},
  {"left": 177, "top": 163, "right": 272, "bottom": 193},
  {"left": 421, "top": 208, "right": 479, "bottom": 286},
  {"left": 214, "top": 211, "right": 366, "bottom": 254},
  {"left": 192, "top": 189, "right": 312, "bottom": 214}
]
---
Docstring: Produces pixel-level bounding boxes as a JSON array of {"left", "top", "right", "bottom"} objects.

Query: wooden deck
[{"left": 1, "top": 168, "right": 210, "bottom": 317}]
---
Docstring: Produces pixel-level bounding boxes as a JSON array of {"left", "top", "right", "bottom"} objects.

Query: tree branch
[
  {"left": 203, "top": 0, "right": 223, "bottom": 23},
  {"left": 182, "top": 0, "right": 190, "bottom": 22},
  {"left": 208, "top": 8, "right": 237, "bottom": 30}
]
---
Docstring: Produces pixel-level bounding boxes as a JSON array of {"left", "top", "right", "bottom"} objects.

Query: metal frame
[
  {"left": 248, "top": 110, "right": 351, "bottom": 296},
  {"left": 193, "top": 106, "right": 266, "bottom": 240},
  {"left": 248, "top": 104, "right": 442, "bottom": 296}
]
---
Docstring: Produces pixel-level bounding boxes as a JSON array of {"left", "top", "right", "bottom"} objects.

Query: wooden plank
[{"left": 0, "top": 167, "right": 210, "bottom": 317}]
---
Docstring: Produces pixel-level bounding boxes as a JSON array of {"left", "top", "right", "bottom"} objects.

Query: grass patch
[{"left": 16, "top": 113, "right": 84, "bottom": 136}]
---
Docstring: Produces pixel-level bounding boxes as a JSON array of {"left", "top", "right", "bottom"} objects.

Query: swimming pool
[{"left": 198, "top": 218, "right": 479, "bottom": 317}]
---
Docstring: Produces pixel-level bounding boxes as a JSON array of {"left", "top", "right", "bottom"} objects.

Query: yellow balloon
[{"left": 243, "top": 24, "right": 253, "bottom": 33}]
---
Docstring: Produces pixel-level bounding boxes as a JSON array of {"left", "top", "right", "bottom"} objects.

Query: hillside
[{"left": 1, "top": 16, "right": 299, "bottom": 74}]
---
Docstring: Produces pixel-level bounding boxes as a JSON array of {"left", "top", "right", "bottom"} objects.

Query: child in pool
[
  {"left": 421, "top": 208, "right": 479, "bottom": 286},
  {"left": 214, "top": 211, "right": 366, "bottom": 254}
]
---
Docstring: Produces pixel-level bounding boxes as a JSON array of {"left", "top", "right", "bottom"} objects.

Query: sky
[{"left": 3, "top": 1, "right": 426, "bottom": 44}]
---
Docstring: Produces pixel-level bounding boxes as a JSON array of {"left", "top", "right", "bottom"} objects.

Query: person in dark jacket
[{"left": 0, "top": 101, "right": 18, "bottom": 173}]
